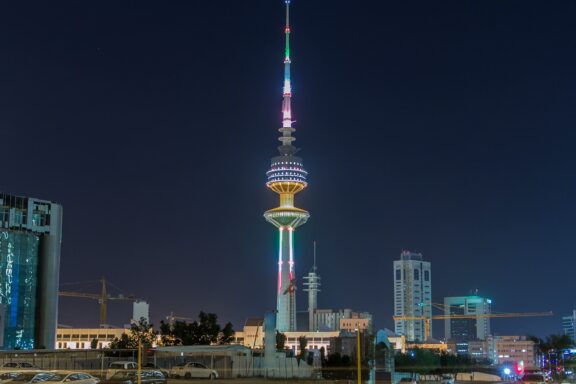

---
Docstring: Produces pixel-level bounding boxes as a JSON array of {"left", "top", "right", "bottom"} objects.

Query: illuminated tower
[
  {"left": 303, "top": 242, "right": 321, "bottom": 331},
  {"left": 264, "top": 0, "right": 309, "bottom": 332}
]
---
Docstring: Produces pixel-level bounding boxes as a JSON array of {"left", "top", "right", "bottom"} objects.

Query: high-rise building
[
  {"left": 444, "top": 296, "right": 491, "bottom": 343},
  {"left": 0, "top": 192, "right": 63, "bottom": 349},
  {"left": 264, "top": 0, "right": 309, "bottom": 332},
  {"left": 132, "top": 301, "right": 150, "bottom": 324},
  {"left": 303, "top": 242, "right": 320, "bottom": 331},
  {"left": 393, "top": 251, "right": 432, "bottom": 342},
  {"left": 562, "top": 310, "right": 576, "bottom": 342}
]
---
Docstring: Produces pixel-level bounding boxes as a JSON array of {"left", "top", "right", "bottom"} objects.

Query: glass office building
[{"left": 0, "top": 193, "right": 63, "bottom": 350}]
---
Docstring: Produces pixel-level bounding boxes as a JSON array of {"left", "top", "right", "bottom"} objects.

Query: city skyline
[{"left": 0, "top": 0, "right": 574, "bottom": 338}]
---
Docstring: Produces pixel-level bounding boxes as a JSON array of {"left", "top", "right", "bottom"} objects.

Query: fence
[{"left": 0, "top": 349, "right": 139, "bottom": 377}]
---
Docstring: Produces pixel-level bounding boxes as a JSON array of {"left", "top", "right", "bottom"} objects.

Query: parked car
[
  {"left": 44, "top": 372, "right": 99, "bottom": 384},
  {"left": 169, "top": 363, "right": 218, "bottom": 380},
  {"left": 441, "top": 375, "right": 455, "bottom": 384},
  {"left": 100, "top": 371, "right": 166, "bottom": 384},
  {"left": 141, "top": 365, "right": 168, "bottom": 378},
  {"left": 0, "top": 372, "right": 47, "bottom": 384},
  {"left": 0, "top": 364, "right": 38, "bottom": 370},
  {"left": 519, "top": 374, "right": 547, "bottom": 384},
  {"left": 5, "top": 373, "right": 55, "bottom": 384},
  {"left": 106, "top": 363, "right": 137, "bottom": 379}
]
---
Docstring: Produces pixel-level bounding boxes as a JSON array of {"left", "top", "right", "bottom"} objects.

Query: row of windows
[
  {"left": 57, "top": 342, "right": 107, "bottom": 349},
  {"left": 57, "top": 334, "right": 118, "bottom": 340},
  {"left": 395, "top": 269, "right": 430, "bottom": 281}
]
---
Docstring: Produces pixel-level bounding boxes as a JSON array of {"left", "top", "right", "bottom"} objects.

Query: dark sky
[{"left": 1, "top": 0, "right": 575, "bottom": 338}]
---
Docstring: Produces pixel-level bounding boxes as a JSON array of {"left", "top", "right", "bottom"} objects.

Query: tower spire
[{"left": 279, "top": 0, "right": 296, "bottom": 155}]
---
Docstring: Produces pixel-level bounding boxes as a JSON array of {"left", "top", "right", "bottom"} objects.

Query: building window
[
  {"left": 414, "top": 269, "right": 420, "bottom": 280},
  {"left": 395, "top": 269, "right": 401, "bottom": 280},
  {"left": 424, "top": 270, "right": 430, "bottom": 281}
]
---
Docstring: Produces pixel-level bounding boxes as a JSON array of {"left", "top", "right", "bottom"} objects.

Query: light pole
[
  {"left": 137, "top": 341, "right": 141, "bottom": 384},
  {"left": 357, "top": 328, "right": 362, "bottom": 384}
]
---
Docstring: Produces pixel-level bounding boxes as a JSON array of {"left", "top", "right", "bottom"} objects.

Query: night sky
[{"left": 1, "top": 0, "right": 575, "bottom": 338}]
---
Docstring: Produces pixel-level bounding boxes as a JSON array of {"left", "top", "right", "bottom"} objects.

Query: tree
[
  {"left": 219, "top": 322, "right": 235, "bottom": 345},
  {"left": 130, "top": 318, "right": 158, "bottom": 347},
  {"left": 395, "top": 348, "right": 440, "bottom": 374},
  {"left": 109, "top": 318, "right": 157, "bottom": 350},
  {"left": 158, "top": 312, "right": 235, "bottom": 346},
  {"left": 529, "top": 334, "right": 573, "bottom": 378},
  {"left": 90, "top": 338, "right": 99, "bottom": 349},
  {"left": 276, "top": 331, "right": 287, "bottom": 351},
  {"left": 298, "top": 336, "right": 308, "bottom": 361},
  {"left": 159, "top": 320, "right": 182, "bottom": 346},
  {"left": 196, "top": 312, "right": 220, "bottom": 345},
  {"left": 109, "top": 333, "right": 136, "bottom": 349}
]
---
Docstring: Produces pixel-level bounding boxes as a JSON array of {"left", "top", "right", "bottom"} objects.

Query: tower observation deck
[{"left": 264, "top": 0, "right": 309, "bottom": 332}]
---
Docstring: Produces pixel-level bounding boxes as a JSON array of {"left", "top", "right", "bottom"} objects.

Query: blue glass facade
[
  {"left": 0, "top": 193, "right": 62, "bottom": 350},
  {"left": 0, "top": 231, "right": 40, "bottom": 349}
]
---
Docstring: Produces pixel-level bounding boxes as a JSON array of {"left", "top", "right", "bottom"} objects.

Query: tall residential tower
[
  {"left": 264, "top": 0, "right": 309, "bottom": 332},
  {"left": 393, "top": 251, "right": 432, "bottom": 342}
]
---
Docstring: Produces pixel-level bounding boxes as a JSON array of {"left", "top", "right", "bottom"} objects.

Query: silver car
[{"left": 45, "top": 372, "right": 99, "bottom": 384}]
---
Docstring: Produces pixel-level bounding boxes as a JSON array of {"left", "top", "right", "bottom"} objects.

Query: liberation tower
[{"left": 264, "top": 0, "right": 309, "bottom": 332}]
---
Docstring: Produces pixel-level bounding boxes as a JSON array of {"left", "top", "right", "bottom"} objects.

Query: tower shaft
[
  {"left": 264, "top": 0, "right": 309, "bottom": 333},
  {"left": 276, "top": 226, "right": 296, "bottom": 331}
]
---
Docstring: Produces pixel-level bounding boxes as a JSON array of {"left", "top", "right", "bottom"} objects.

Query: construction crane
[
  {"left": 393, "top": 306, "right": 553, "bottom": 341},
  {"left": 165, "top": 312, "right": 195, "bottom": 330},
  {"left": 59, "top": 278, "right": 139, "bottom": 327}
]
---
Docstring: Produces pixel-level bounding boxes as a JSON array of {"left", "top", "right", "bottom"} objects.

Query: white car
[
  {"left": 169, "top": 363, "right": 218, "bottom": 380},
  {"left": 441, "top": 375, "right": 455, "bottom": 384},
  {"left": 45, "top": 373, "right": 99, "bottom": 384},
  {"left": 106, "top": 362, "right": 137, "bottom": 380}
]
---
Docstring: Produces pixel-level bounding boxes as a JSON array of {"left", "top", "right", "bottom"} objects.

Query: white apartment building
[{"left": 393, "top": 251, "right": 432, "bottom": 342}]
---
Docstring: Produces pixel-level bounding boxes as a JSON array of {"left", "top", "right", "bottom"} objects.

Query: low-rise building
[
  {"left": 489, "top": 336, "right": 536, "bottom": 368},
  {"left": 56, "top": 327, "right": 127, "bottom": 349},
  {"left": 314, "top": 309, "right": 373, "bottom": 333},
  {"left": 285, "top": 331, "right": 340, "bottom": 354},
  {"left": 234, "top": 318, "right": 264, "bottom": 348},
  {"left": 406, "top": 339, "right": 448, "bottom": 353},
  {"left": 379, "top": 329, "right": 406, "bottom": 353},
  {"left": 233, "top": 319, "right": 338, "bottom": 354},
  {"left": 340, "top": 318, "right": 371, "bottom": 333},
  {"left": 447, "top": 340, "right": 490, "bottom": 360}
]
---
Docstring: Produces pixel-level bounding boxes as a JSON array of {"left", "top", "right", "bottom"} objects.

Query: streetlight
[{"left": 356, "top": 325, "right": 362, "bottom": 384}]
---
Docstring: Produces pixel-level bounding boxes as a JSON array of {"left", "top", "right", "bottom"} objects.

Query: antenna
[{"left": 313, "top": 241, "right": 317, "bottom": 271}]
